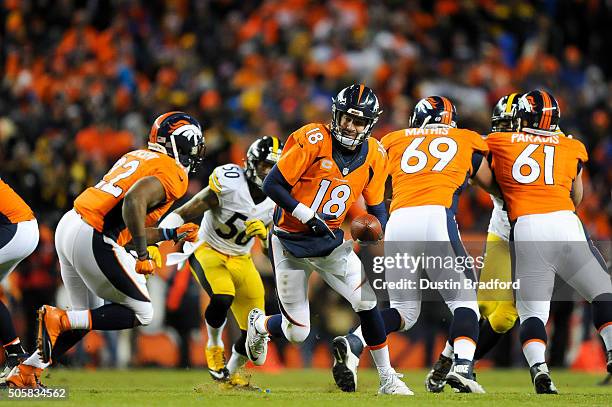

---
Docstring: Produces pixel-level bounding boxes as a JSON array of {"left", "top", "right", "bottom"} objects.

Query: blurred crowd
[{"left": 1, "top": 1, "right": 611, "bottom": 369}]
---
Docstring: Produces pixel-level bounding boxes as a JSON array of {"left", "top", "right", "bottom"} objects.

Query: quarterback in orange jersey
[
  {"left": 338, "top": 96, "right": 498, "bottom": 394},
  {"left": 245, "top": 84, "right": 413, "bottom": 396},
  {"left": 484, "top": 90, "right": 612, "bottom": 394},
  {"left": 6, "top": 112, "right": 204, "bottom": 388},
  {"left": 0, "top": 179, "right": 39, "bottom": 382}
]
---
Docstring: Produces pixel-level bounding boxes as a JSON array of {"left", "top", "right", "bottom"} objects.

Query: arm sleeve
[
  {"left": 367, "top": 202, "right": 388, "bottom": 231},
  {"left": 470, "top": 152, "right": 484, "bottom": 178},
  {"left": 262, "top": 165, "right": 300, "bottom": 213}
]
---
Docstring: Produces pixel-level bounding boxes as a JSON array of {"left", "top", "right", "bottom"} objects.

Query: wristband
[
  {"left": 160, "top": 228, "right": 178, "bottom": 241},
  {"left": 291, "top": 203, "right": 315, "bottom": 224}
]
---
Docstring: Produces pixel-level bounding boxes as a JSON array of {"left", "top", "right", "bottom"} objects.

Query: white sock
[
  {"left": 227, "top": 346, "right": 249, "bottom": 374},
  {"left": 370, "top": 345, "right": 391, "bottom": 376},
  {"left": 442, "top": 341, "right": 454, "bottom": 358},
  {"left": 599, "top": 324, "right": 612, "bottom": 350},
  {"left": 254, "top": 316, "right": 268, "bottom": 335},
  {"left": 523, "top": 340, "right": 546, "bottom": 367},
  {"left": 453, "top": 337, "right": 476, "bottom": 360},
  {"left": 67, "top": 310, "right": 90, "bottom": 330},
  {"left": 351, "top": 326, "right": 367, "bottom": 347},
  {"left": 23, "top": 350, "right": 50, "bottom": 369},
  {"left": 206, "top": 319, "right": 226, "bottom": 347}
]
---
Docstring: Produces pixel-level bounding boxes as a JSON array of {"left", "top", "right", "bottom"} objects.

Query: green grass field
[{"left": 1, "top": 368, "right": 610, "bottom": 406}]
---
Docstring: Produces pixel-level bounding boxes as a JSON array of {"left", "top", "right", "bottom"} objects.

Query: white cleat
[
  {"left": 378, "top": 368, "right": 414, "bottom": 396},
  {"left": 245, "top": 308, "right": 269, "bottom": 366}
]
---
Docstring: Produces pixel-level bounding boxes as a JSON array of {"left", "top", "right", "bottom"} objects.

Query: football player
[
  {"left": 424, "top": 93, "right": 522, "bottom": 392},
  {"left": 0, "top": 179, "right": 39, "bottom": 383},
  {"left": 332, "top": 96, "right": 498, "bottom": 394},
  {"left": 483, "top": 89, "right": 612, "bottom": 393},
  {"left": 160, "top": 136, "right": 283, "bottom": 387},
  {"left": 246, "top": 84, "right": 413, "bottom": 395},
  {"left": 6, "top": 112, "right": 204, "bottom": 388}
]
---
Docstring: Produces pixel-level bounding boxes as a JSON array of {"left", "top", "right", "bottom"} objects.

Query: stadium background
[{"left": 0, "top": 0, "right": 610, "bottom": 373}]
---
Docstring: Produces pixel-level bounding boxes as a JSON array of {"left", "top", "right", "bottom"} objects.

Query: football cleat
[
  {"left": 530, "top": 362, "right": 558, "bottom": 394},
  {"left": 37, "top": 305, "right": 71, "bottom": 364},
  {"left": 378, "top": 368, "right": 414, "bottom": 395},
  {"left": 445, "top": 358, "right": 485, "bottom": 393},
  {"left": 245, "top": 308, "right": 269, "bottom": 366},
  {"left": 0, "top": 348, "right": 28, "bottom": 384},
  {"left": 425, "top": 354, "right": 453, "bottom": 393},
  {"left": 205, "top": 346, "right": 229, "bottom": 381},
  {"left": 5, "top": 364, "right": 45, "bottom": 389},
  {"left": 228, "top": 372, "right": 250, "bottom": 388},
  {"left": 332, "top": 334, "right": 363, "bottom": 392}
]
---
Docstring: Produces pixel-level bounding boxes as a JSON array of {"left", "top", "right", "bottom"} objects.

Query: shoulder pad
[{"left": 209, "top": 164, "right": 245, "bottom": 194}]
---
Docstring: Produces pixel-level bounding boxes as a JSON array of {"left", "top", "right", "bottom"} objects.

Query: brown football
[{"left": 350, "top": 213, "right": 383, "bottom": 242}]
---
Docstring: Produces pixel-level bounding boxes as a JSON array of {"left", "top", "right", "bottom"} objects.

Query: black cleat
[
  {"left": 530, "top": 362, "right": 558, "bottom": 394},
  {"left": 445, "top": 358, "right": 485, "bottom": 393},
  {"left": 425, "top": 354, "right": 453, "bottom": 393},
  {"left": 332, "top": 334, "right": 363, "bottom": 392}
]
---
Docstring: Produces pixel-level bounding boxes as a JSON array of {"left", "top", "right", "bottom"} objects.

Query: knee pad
[
  {"left": 282, "top": 322, "right": 310, "bottom": 343},
  {"left": 390, "top": 301, "right": 421, "bottom": 331},
  {"left": 488, "top": 302, "right": 518, "bottom": 334},
  {"left": 134, "top": 302, "right": 154, "bottom": 326}
]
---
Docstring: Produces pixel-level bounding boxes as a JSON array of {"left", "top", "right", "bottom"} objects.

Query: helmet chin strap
[{"left": 169, "top": 134, "right": 189, "bottom": 172}]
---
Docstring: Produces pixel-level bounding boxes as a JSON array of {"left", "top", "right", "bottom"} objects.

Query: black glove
[{"left": 306, "top": 213, "right": 337, "bottom": 239}]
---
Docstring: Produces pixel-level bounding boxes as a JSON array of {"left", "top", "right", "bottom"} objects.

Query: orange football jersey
[
  {"left": 74, "top": 149, "right": 188, "bottom": 243},
  {"left": 381, "top": 127, "right": 489, "bottom": 213},
  {"left": 0, "top": 178, "right": 35, "bottom": 223},
  {"left": 486, "top": 132, "right": 587, "bottom": 221},
  {"left": 275, "top": 123, "right": 388, "bottom": 233}
]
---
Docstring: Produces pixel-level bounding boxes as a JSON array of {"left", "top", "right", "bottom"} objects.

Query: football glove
[
  {"left": 146, "top": 246, "right": 163, "bottom": 268},
  {"left": 136, "top": 257, "right": 157, "bottom": 275},
  {"left": 306, "top": 212, "right": 337, "bottom": 239},
  {"left": 160, "top": 222, "right": 200, "bottom": 243},
  {"left": 244, "top": 219, "right": 268, "bottom": 240}
]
